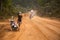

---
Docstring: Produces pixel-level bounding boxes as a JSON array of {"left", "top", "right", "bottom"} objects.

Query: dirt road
[{"left": 0, "top": 15, "right": 60, "bottom": 40}]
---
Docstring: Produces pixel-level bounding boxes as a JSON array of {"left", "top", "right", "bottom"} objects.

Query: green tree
[
  {"left": 0, "top": 0, "right": 12, "bottom": 19},
  {"left": 37, "top": 0, "right": 60, "bottom": 18}
]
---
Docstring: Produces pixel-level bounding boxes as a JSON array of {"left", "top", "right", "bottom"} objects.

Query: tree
[
  {"left": 0, "top": 0, "right": 12, "bottom": 19},
  {"left": 37, "top": 0, "right": 60, "bottom": 18}
]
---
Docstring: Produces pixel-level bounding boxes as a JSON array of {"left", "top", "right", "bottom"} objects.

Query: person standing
[{"left": 17, "top": 12, "right": 22, "bottom": 27}]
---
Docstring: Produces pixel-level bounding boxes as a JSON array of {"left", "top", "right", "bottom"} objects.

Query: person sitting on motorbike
[
  {"left": 29, "top": 10, "right": 34, "bottom": 19},
  {"left": 9, "top": 16, "right": 14, "bottom": 25},
  {"left": 9, "top": 16, "right": 18, "bottom": 30}
]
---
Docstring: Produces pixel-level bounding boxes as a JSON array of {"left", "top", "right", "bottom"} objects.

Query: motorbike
[{"left": 10, "top": 21, "right": 19, "bottom": 31}]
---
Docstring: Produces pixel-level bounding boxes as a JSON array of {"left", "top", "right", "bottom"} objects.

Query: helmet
[
  {"left": 31, "top": 10, "right": 33, "bottom": 12},
  {"left": 18, "top": 12, "right": 22, "bottom": 15}
]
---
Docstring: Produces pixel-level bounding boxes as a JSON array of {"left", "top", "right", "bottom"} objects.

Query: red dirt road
[{"left": 0, "top": 15, "right": 60, "bottom": 40}]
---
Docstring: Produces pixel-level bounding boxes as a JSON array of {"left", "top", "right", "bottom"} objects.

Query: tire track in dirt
[
  {"left": 37, "top": 17, "right": 60, "bottom": 29},
  {"left": 31, "top": 17, "right": 60, "bottom": 40},
  {"left": 33, "top": 16, "right": 60, "bottom": 34},
  {"left": 33, "top": 19, "right": 60, "bottom": 34},
  {"left": 36, "top": 16, "right": 60, "bottom": 28},
  {"left": 24, "top": 17, "right": 49, "bottom": 40},
  {"left": 32, "top": 21, "right": 60, "bottom": 40}
]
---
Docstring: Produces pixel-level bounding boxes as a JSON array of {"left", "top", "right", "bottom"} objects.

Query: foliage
[
  {"left": 0, "top": 0, "right": 60, "bottom": 19},
  {"left": 37, "top": 0, "right": 60, "bottom": 18},
  {"left": 0, "top": 0, "right": 14, "bottom": 19}
]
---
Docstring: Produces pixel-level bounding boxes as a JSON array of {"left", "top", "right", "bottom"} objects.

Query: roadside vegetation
[{"left": 0, "top": 0, "right": 60, "bottom": 20}]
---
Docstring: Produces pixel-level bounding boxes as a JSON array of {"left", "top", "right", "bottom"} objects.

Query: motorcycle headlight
[{"left": 14, "top": 25, "right": 17, "bottom": 27}]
